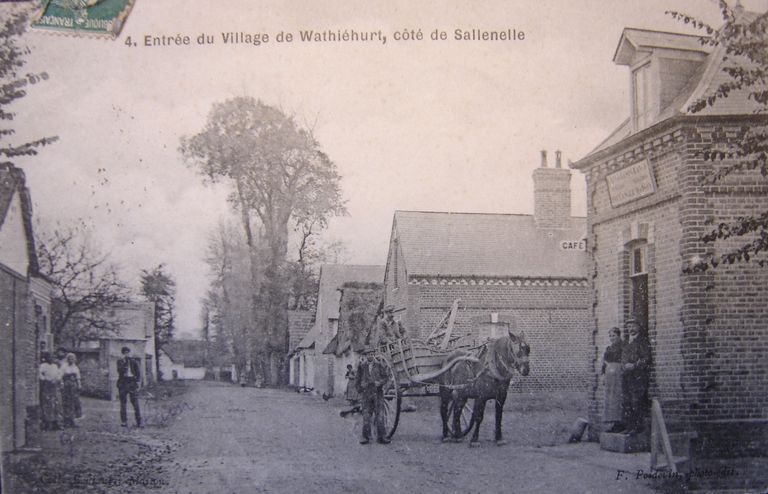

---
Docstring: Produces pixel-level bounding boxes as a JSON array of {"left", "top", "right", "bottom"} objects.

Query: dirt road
[{"left": 142, "top": 381, "right": 655, "bottom": 494}]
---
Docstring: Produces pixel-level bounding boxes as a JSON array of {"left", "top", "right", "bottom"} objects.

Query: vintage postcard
[{"left": 1, "top": 1, "right": 767, "bottom": 492}]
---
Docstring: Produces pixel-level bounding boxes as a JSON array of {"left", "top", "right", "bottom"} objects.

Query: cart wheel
[
  {"left": 379, "top": 357, "right": 401, "bottom": 439},
  {"left": 447, "top": 398, "right": 473, "bottom": 438}
]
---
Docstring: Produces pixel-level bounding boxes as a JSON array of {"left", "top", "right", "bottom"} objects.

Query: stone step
[{"left": 600, "top": 431, "right": 650, "bottom": 453}]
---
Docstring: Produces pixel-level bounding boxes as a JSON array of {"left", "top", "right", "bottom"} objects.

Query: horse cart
[
  {"left": 361, "top": 300, "right": 531, "bottom": 443},
  {"left": 372, "top": 334, "right": 478, "bottom": 440}
]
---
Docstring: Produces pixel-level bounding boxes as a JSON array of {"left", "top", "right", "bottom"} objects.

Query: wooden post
[
  {"left": 440, "top": 300, "right": 460, "bottom": 349},
  {"left": 651, "top": 399, "right": 678, "bottom": 473}
]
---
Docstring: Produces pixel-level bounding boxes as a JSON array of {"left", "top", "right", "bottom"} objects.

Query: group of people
[
  {"left": 601, "top": 318, "right": 652, "bottom": 435},
  {"left": 38, "top": 345, "right": 144, "bottom": 430},
  {"left": 39, "top": 350, "right": 82, "bottom": 430}
]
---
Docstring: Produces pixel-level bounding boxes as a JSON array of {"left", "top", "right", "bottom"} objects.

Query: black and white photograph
[{"left": 1, "top": 0, "right": 767, "bottom": 492}]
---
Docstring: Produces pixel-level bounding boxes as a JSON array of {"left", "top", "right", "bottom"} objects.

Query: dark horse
[{"left": 438, "top": 331, "right": 530, "bottom": 446}]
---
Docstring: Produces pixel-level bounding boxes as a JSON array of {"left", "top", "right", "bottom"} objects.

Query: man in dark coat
[
  {"left": 355, "top": 348, "right": 390, "bottom": 444},
  {"left": 117, "top": 346, "right": 142, "bottom": 427},
  {"left": 621, "top": 319, "right": 651, "bottom": 434},
  {"left": 371, "top": 305, "right": 405, "bottom": 346}
]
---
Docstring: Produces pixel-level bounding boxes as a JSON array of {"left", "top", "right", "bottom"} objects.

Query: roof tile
[{"left": 394, "top": 211, "right": 587, "bottom": 279}]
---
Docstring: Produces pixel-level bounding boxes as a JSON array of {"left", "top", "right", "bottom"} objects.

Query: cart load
[{"left": 380, "top": 337, "right": 480, "bottom": 385}]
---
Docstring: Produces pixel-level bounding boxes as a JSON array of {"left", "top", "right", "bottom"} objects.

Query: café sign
[
  {"left": 606, "top": 158, "right": 656, "bottom": 207},
  {"left": 560, "top": 239, "right": 586, "bottom": 251}
]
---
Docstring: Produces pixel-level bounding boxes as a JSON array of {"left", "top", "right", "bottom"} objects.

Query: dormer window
[
  {"left": 613, "top": 28, "right": 711, "bottom": 134},
  {"left": 633, "top": 63, "right": 652, "bottom": 130}
]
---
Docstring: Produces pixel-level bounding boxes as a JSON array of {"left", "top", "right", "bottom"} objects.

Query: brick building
[
  {"left": 383, "top": 155, "right": 591, "bottom": 391},
  {"left": 572, "top": 17, "right": 768, "bottom": 456},
  {"left": 0, "top": 164, "right": 52, "bottom": 453}
]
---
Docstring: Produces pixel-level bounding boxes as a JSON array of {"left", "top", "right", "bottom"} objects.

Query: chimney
[{"left": 533, "top": 149, "right": 572, "bottom": 229}]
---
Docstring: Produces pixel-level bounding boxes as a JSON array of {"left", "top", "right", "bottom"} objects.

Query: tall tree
[
  {"left": 181, "top": 98, "right": 346, "bottom": 385},
  {"left": 1, "top": 7, "right": 57, "bottom": 161},
  {"left": 36, "top": 223, "right": 132, "bottom": 347},
  {"left": 669, "top": 1, "right": 768, "bottom": 270},
  {"left": 140, "top": 264, "right": 176, "bottom": 378},
  {"left": 202, "top": 220, "right": 257, "bottom": 383}
]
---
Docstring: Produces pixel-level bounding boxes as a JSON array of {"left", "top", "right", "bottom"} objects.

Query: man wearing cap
[
  {"left": 375, "top": 305, "right": 406, "bottom": 345},
  {"left": 621, "top": 319, "right": 651, "bottom": 434},
  {"left": 355, "top": 348, "right": 390, "bottom": 444},
  {"left": 117, "top": 346, "right": 142, "bottom": 428}
]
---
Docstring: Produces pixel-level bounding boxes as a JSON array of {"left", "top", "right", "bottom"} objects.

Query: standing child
[{"left": 344, "top": 364, "right": 359, "bottom": 403}]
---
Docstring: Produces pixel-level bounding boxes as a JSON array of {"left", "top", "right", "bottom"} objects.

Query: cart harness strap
[
  {"left": 409, "top": 354, "right": 481, "bottom": 384},
  {"left": 428, "top": 340, "right": 517, "bottom": 390}
]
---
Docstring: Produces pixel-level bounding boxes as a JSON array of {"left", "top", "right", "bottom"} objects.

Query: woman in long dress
[
  {"left": 39, "top": 352, "right": 62, "bottom": 430},
  {"left": 601, "top": 327, "right": 624, "bottom": 433},
  {"left": 60, "top": 353, "right": 83, "bottom": 428}
]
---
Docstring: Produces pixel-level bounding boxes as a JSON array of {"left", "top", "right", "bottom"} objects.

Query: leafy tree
[
  {"left": 36, "top": 223, "right": 132, "bottom": 347},
  {"left": 669, "top": 1, "right": 768, "bottom": 270},
  {"left": 1, "top": 7, "right": 57, "bottom": 161},
  {"left": 181, "top": 97, "right": 346, "bottom": 385},
  {"left": 140, "top": 264, "right": 176, "bottom": 378},
  {"left": 201, "top": 220, "right": 256, "bottom": 382}
]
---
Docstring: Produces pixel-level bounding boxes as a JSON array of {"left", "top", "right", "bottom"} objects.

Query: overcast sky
[{"left": 6, "top": 0, "right": 765, "bottom": 338}]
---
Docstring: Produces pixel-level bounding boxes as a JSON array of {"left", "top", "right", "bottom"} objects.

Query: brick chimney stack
[{"left": 533, "top": 149, "right": 572, "bottom": 229}]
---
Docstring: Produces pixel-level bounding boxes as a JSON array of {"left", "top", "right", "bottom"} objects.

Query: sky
[{"left": 5, "top": 0, "right": 765, "bottom": 338}]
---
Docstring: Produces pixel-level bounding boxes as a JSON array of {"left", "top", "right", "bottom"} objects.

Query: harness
[
  {"left": 426, "top": 338, "right": 521, "bottom": 391},
  {"left": 485, "top": 337, "right": 518, "bottom": 381}
]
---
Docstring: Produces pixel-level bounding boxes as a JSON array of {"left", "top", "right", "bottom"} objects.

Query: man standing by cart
[{"left": 356, "top": 347, "right": 390, "bottom": 445}]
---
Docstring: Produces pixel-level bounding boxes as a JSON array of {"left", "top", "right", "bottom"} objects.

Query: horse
[{"left": 438, "top": 331, "right": 530, "bottom": 447}]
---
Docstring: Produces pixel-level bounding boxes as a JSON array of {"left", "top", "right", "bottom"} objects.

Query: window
[
  {"left": 633, "top": 63, "right": 651, "bottom": 130},
  {"left": 628, "top": 243, "right": 649, "bottom": 334},
  {"left": 631, "top": 245, "right": 646, "bottom": 276}
]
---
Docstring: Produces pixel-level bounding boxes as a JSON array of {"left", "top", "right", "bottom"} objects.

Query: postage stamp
[{"left": 30, "top": 0, "right": 135, "bottom": 38}]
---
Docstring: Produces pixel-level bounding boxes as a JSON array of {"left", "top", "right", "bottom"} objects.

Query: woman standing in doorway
[{"left": 601, "top": 327, "right": 624, "bottom": 433}]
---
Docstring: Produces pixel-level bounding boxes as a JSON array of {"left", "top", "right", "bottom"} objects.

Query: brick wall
[
  {"left": 0, "top": 268, "right": 37, "bottom": 452},
  {"left": 581, "top": 119, "right": 768, "bottom": 454},
  {"left": 681, "top": 123, "right": 768, "bottom": 432},
  {"left": 19, "top": 276, "right": 38, "bottom": 447}
]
